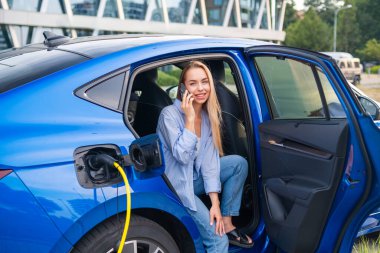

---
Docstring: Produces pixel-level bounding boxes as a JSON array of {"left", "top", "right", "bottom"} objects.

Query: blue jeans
[{"left": 186, "top": 155, "right": 248, "bottom": 253}]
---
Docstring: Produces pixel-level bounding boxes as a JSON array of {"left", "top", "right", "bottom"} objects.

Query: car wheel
[
  {"left": 72, "top": 215, "right": 180, "bottom": 253},
  {"left": 353, "top": 75, "right": 361, "bottom": 86}
]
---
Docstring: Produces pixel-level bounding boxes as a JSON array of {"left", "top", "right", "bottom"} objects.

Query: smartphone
[{"left": 179, "top": 83, "right": 187, "bottom": 100}]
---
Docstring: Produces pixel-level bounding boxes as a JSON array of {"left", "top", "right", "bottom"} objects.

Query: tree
[
  {"left": 336, "top": 0, "right": 361, "bottom": 54},
  {"left": 357, "top": 0, "right": 380, "bottom": 45},
  {"left": 304, "top": 0, "right": 336, "bottom": 25},
  {"left": 356, "top": 39, "right": 380, "bottom": 62},
  {"left": 283, "top": 0, "right": 298, "bottom": 29},
  {"left": 284, "top": 8, "right": 332, "bottom": 51}
]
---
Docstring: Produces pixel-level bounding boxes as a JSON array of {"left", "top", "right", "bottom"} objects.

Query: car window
[
  {"left": 339, "top": 61, "right": 346, "bottom": 68},
  {"left": 354, "top": 62, "right": 360, "bottom": 68},
  {"left": 126, "top": 58, "right": 245, "bottom": 140},
  {"left": 255, "top": 56, "right": 326, "bottom": 119},
  {"left": 317, "top": 67, "right": 346, "bottom": 118},
  {"left": 156, "top": 64, "right": 181, "bottom": 100},
  {"left": 347, "top": 61, "right": 353, "bottom": 68},
  {"left": 222, "top": 61, "right": 239, "bottom": 96},
  {"left": 84, "top": 72, "right": 126, "bottom": 110},
  {"left": 0, "top": 47, "right": 89, "bottom": 93}
]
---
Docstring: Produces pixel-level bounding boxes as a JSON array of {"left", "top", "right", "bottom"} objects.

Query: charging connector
[{"left": 84, "top": 153, "right": 131, "bottom": 253}]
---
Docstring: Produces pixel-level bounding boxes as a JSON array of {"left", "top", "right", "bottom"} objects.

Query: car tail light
[{"left": 0, "top": 169, "right": 12, "bottom": 179}]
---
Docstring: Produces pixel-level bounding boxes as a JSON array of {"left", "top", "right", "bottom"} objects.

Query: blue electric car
[{"left": 1, "top": 33, "right": 380, "bottom": 253}]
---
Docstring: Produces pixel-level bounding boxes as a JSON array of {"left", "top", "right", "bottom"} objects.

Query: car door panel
[{"left": 260, "top": 119, "right": 348, "bottom": 252}]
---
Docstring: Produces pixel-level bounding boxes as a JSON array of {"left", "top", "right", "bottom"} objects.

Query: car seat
[
  {"left": 132, "top": 69, "right": 172, "bottom": 136},
  {"left": 207, "top": 60, "right": 248, "bottom": 158}
]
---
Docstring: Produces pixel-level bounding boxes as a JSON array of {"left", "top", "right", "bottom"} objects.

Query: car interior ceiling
[{"left": 128, "top": 59, "right": 255, "bottom": 230}]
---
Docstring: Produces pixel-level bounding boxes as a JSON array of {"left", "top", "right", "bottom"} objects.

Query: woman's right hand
[{"left": 181, "top": 90, "right": 195, "bottom": 132}]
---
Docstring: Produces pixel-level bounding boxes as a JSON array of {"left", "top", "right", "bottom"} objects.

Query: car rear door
[{"left": 245, "top": 46, "right": 379, "bottom": 252}]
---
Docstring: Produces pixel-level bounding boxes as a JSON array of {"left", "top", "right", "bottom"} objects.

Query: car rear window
[{"left": 0, "top": 47, "right": 89, "bottom": 93}]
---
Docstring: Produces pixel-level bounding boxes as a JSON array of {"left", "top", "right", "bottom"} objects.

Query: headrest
[{"left": 132, "top": 68, "right": 158, "bottom": 91}]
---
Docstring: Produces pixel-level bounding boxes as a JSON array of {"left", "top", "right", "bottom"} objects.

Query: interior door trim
[{"left": 245, "top": 45, "right": 374, "bottom": 252}]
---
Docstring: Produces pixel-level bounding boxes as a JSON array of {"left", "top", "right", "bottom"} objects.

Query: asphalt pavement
[{"left": 361, "top": 74, "right": 380, "bottom": 88}]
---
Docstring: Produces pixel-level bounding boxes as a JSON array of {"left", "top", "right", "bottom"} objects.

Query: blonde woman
[{"left": 156, "top": 61, "right": 253, "bottom": 252}]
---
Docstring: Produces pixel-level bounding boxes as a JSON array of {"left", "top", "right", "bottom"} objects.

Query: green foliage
[
  {"left": 284, "top": 8, "right": 332, "bottom": 51},
  {"left": 304, "top": 0, "right": 335, "bottom": 25},
  {"left": 284, "top": 0, "right": 298, "bottom": 29},
  {"left": 352, "top": 235, "right": 380, "bottom": 253},
  {"left": 369, "top": 65, "right": 380, "bottom": 74},
  {"left": 356, "top": 39, "right": 380, "bottom": 62},
  {"left": 157, "top": 70, "right": 179, "bottom": 87},
  {"left": 166, "top": 68, "right": 182, "bottom": 79},
  {"left": 225, "top": 67, "right": 234, "bottom": 85},
  {"left": 337, "top": 1, "right": 361, "bottom": 54},
  {"left": 357, "top": 0, "right": 380, "bottom": 45}
]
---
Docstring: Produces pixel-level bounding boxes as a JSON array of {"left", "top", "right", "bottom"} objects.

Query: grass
[{"left": 352, "top": 234, "right": 380, "bottom": 253}]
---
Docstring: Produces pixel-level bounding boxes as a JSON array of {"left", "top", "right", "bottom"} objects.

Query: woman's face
[{"left": 183, "top": 67, "right": 210, "bottom": 105}]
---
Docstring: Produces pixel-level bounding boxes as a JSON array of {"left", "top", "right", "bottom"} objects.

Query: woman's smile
[{"left": 184, "top": 67, "right": 211, "bottom": 104}]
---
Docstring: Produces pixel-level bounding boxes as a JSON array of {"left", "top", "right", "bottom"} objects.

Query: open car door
[{"left": 245, "top": 46, "right": 378, "bottom": 252}]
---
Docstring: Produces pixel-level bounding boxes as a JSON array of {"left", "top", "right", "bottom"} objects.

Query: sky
[{"left": 294, "top": 0, "right": 305, "bottom": 10}]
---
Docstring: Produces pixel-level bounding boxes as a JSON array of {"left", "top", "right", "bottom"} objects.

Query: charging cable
[
  {"left": 113, "top": 161, "right": 131, "bottom": 253},
  {"left": 85, "top": 153, "right": 131, "bottom": 253}
]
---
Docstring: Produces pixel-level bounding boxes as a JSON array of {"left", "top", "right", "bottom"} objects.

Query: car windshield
[{"left": 0, "top": 46, "right": 89, "bottom": 93}]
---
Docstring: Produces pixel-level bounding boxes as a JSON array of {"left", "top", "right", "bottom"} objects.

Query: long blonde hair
[{"left": 178, "top": 60, "right": 224, "bottom": 156}]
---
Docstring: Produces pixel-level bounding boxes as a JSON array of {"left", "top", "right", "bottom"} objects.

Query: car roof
[
  {"left": 0, "top": 34, "right": 268, "bottom": 94},
  {"left": 53, "top": 34, "right": 268, "bottom": 58}
]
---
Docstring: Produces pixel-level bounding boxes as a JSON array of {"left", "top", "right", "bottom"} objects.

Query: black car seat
[
  {"left": 207, "top": 60, "right": 248, "bottom": 158},
  {"left": 132, "top": 69, "right": 172, "bottom": 136}
]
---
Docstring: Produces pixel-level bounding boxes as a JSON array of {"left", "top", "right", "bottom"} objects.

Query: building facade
[{"left": 0, "top": 0, "right": 286, "bottom": 49}]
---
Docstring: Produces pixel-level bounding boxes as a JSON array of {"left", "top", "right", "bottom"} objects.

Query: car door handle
[
  {"left": 268, "top": 139, "right": 332, "bottom": 159},
  {"left": 268, "top": 140, "right": 284, "bottom": 147}
]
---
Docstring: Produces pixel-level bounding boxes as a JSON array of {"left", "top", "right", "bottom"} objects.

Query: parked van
[
  {"left": 337, "top": 57, "right": 362, "bottom": 85},
  {"left": 321, "top": 52, "right": 362, "bottom": 85}
]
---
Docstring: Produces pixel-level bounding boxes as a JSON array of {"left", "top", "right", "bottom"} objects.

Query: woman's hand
[
  {"left": 181, "top": 90, "right": 195, "bottom": 133},
  {"left": 210, "top": 204, "right": 225, "bottom": 236},
  {"left": 209, "top": 192, "right": 225, "bottom": 236}
]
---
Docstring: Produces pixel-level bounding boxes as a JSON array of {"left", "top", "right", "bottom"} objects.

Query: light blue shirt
[{"left": 156, "top": 99, "right": 221, "bottom": 211}]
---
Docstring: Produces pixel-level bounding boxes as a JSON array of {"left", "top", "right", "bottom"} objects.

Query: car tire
[
  {"left": 353, "top": 75, "right": 361, "bottom": 86},
  {"left": 72, "top": 215, "right": 180, "bottom": 253}
]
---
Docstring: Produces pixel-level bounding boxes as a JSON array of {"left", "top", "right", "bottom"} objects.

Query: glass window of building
[
  {"left": 206, "top": 0, "right": 229, "bottom": 26},
  {"left": 104, "top": 0, "right": 118, "bottom": 17},
  {"left": 228, "top": 3, "right": 237, "bottom": 27},
  {"left": 76, "top": 29, "right": 93, "bottom": 37},
  {"left": 274, "top": 0, "right": 283, "bottom": 30},
  {"left": 72, "top": 0, "right": 100, "bottom": 16},
  {"left": 0, "top": 26, "right": 12, "bottom": 50},
  {"left": 8, "top": 0, "right": 39, "bottom": 11},
  {"left": 44, "top": 0, "right": 65, "bottom": 14},
  {"left": 166, "top": 0, "right": 191, "bottom": 24},
  {"left": 98, "top": 30, "right": 123, "bottom": 35},
  {"left": 192, "top": 0, "right": 202, "bottom": 24},
  {"left": 12, "top": 26, "right": 33, "bottom": 46},
  {"left": 122, "top": 0, "right": 148, "bottom": 21},
  {"left": 240, "top": 0, "right": 261, "bottom": 28},
  {"left": 260, "top": 4, "right": 269, "bottom": 29}
]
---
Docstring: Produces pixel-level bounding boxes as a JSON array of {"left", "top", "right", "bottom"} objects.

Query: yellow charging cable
[{"left": 113, "top": 161, "right": 131, "bottom": 253}]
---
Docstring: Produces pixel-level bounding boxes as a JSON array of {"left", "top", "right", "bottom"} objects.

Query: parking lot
[{"left": 358, "top": 74, "right": 380, "bottom": 101}]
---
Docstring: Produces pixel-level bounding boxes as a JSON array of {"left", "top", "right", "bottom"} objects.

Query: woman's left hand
[{"left": 209, "top": 204, "right": 225, "bottom": 236}]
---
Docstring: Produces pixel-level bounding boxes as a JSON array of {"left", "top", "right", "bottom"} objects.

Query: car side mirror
[{"left": 358, "top": 96, "right": 380, "bottom": 120}]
